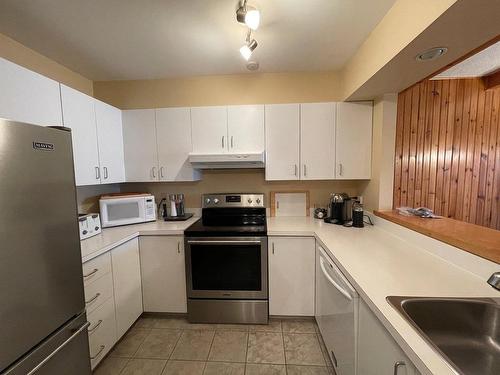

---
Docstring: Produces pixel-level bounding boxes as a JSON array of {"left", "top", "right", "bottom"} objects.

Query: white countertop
[
  {"left": 80, "top": 216, "right": 199, "bottom": 263},
  {"left": 81, "top": 215, "right": 498, "bottom": 375}
]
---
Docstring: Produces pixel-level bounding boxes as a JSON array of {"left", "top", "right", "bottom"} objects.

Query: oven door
[{"left": 185, "top": 237, "right": 268, "bottom": 300}]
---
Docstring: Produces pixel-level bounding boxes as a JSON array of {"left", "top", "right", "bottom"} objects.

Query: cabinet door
[
  {"left": 95, "top": 100, "right": 125, "bottom": 184},
  {"left": 156, "top": 108, "right": 200, "bottom": 181},
  {"left": 122, "top": 109, "right": 159, "bottom": 182},
  {"left": 227, "top": 105, "right": 265, "bottom": 153},
  {"left": 140, "top": 236, "right": 187, "bottom": 313},
  {"left": 357, "top": 299, "right": 417, "bottom": 375},
  {"left": 0, "top": 57, "right": 62, "bottom": 127},
  {"left": 300, "top": 103, "right": 336, "bottom": 180},
  {"left": 111, "top": 238, "right": 143, "bottom": 339},
  {"left": 336, "top": 102, "right": 372, "bottom": 179},
  {"left": 265, "top": 104, "right": 300, "bottom": 180},
  {"left": 269, "top": 237, "right": 315, "bottom": 316},
  {"left": 60, "top": 84, "right": 100, "bottom": 186},
  {"left": 191, "top": 106, "right": 228, "bottom": 153}
]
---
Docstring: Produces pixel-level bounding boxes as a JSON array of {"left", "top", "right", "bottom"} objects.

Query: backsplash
[{"left": 77, "top": 169, "right": 368, "bottom": 214}]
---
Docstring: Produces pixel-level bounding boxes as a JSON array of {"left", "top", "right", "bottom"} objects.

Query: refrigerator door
[
  {"left": 0, "top": 120, "right": 86, "bottom": 372},
  {"left": 3, "top": 312, "right": 91, "bottom": 375}
]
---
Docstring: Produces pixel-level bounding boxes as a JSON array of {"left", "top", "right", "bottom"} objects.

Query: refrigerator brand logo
[{"left": 32, "top": 142, "right": 54, "bottom": 151}]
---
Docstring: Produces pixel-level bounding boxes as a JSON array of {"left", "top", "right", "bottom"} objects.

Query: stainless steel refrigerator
[{"left": 0, "top": 119, "right": 91, "bottom": 374}]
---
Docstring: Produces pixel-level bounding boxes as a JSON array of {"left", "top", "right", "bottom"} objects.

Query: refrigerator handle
[{"left": 26, "top": 322, "right": 90, "bottom": 375}]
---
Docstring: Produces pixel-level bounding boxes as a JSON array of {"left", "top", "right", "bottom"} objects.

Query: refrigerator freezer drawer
[
  {"left": 88, "top": 298, "right": 117, "bottom": 369},
  {"left": 84, "top": 273, "right": 113, "bottom": 314},
  {"left": 82, "top": 252, "right": 112, "bottom": 287}
]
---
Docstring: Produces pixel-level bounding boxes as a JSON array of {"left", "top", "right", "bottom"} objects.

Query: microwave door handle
[
  {"left": 187, "top": 240, "right": 262, "bottom": 245},
  {"left": 320, "top": 257, "right": 352, "bottom": 301}
]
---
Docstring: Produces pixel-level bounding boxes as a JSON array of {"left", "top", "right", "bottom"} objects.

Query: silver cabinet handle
[
  {"left": 160, "top": 166, "right": 164, "bottom": 179},
  {"left": 272, "top": 242, "right": 275, "bottom": 254},
  {"left": 393, "top": 361, "right": 406, "bottom": 375},
  {"left": 90, "top": 345, "right": 106, "bottom": 360},
  {"left": 95, "top": 166, "right": 100, "bottom": 180},
  {"left": 152, "top": 167, "right": 156, "bottom": 179},
  {"left": 85, "top": 293, "right": 100, "bottom": 305},
  {"left": 303, "top": 165, "right": 307, "bottom": 177},
  {"left": 88, "top": 319, "right": 103, "bottom": 333},
  {"left": 177, "top": 241, "right": 181, "bottom": 254},
  {"left": 330, "top": 350, "right": 338, "bottom": 367},
  {"left": 294, "top": 164, "right": 298, "bottom": 176},
  {"left": 83, "top": 268, "right": 98, "bottom": 279},
  {"left": 339, "top": 163, "right": 343, "bottom": 176},
  {"left": 103, "top": 166, "right": 108, "bottom": 179},
  {"left": 231, "top": 136, "right": 234, "bottom": 148},
  {"left": 26, "top": 322, "right": 90, "bottom": 375},
  {"left": 222, "top": 136, "right": 225, "bottom": 149}
]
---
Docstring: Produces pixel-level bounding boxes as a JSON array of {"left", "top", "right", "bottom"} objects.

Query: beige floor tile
[
  {"left": 282, "top": 319, "right": 318, "bottom": 334},
  {"left": 134, "top": 317, "right": 158, "bottom": 329},
  {"left": 111, "top": 328, "right": 151, "bottom": 357},
  {"left": 203, "top": 362, "right": 245, "bottom": 375},
  {"left": 134, "top": 329, "right": 182, "bottom": 359},
  {"left": 246, "top": 332, "right": 285, "bottom": 364},
  {"left": 245, "top": 363, "right": 286, "bottom": 375},
  {"left": 208, "top": 331, "right": 248, "bottom": 362},
  {"left": 120, "top": 358, "right": 167, "bottom": 375},
  {"left": 170, "top": 330, "right": 215, "bottom": 360},
  {"left": 161, "top": 360, "right": 206, "bottom": 375},
  {"left": 286, "top": 365, "right": 333, "bottom": 374},
  {"left": 248, "top": 319, "right": 282, "bottom": 333},
  {"left": 153, "top": 317, "right": 215, "bottom": 330},
  {"left": 284, "top": 334, "right": 325, "bottom": 366},
  {"left": 216, "top": 323, "right": 250, "bottom": 331},
  {"left": 93, "top": 356, "right": 129, "bottom": 375}
]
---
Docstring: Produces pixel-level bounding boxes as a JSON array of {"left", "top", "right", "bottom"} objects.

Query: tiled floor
[{"left": 94, "top": 316, "right": 334, "bottom": 375}]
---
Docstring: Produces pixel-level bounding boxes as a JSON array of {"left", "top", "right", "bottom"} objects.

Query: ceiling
[
  {"left": 433, "top": 40, "right": 500, "bottom": 79},
  {"left": 0, "top": 0, "right": 396, "bottom": 81}
]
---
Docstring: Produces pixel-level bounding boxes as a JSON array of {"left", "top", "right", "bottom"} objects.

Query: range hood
[{"left": 188, "top": 151, "right": 265, "bottom": 169}]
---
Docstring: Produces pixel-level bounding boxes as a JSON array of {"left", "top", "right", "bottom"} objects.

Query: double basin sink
[{"left": 387, "top": 296, "right": 500, "bottom": 375}]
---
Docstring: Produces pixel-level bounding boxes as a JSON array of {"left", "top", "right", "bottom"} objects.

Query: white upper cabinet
[
  {"left": 191, "top": 106, "right": 228, "bottom": 154},
  {"left": 265, "top": 104, "right": 300, "bottom": 180},
  {"left": 336, "top": 102, "right": 373, "bottom": 179},
  {"left": 227, "top": 105, "right": 265, "bottom": 153},
  {"left": 60, "top": 84, "right": 101, "bottom": 186},
  {"left": 0, "top": 57, "right": 62, "bottom": 127},
  {"left": 122, "top": 109, "right": 159, "bottom": 182},
  {"left": 155, "top": 108, "right": 200, "bottom": 181},
  {"left": 95, "top": 100, "right": 125, "bottom": 184},
  {"left": 300, "top": 103, "right": 336, "bottom": 180}
]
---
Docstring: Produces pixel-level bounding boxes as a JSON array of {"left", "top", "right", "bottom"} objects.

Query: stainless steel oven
[{"left": 184, "top": 194, "right": 268, "bottom": 324}]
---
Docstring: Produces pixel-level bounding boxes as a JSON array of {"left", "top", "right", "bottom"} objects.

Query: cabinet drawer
[
  {"left": 82, "top": 252, "right": 111, "bottom": 286},
  {"left": 84, "top": 272, "right": 113, "bottom": 314},
  {"left": 88, "top": 298, "right": 117, "bottom": 369}
]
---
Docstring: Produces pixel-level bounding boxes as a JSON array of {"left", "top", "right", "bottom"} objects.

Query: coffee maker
[{"left": 325, "top": 193, "right": 352, "bottom": 225}]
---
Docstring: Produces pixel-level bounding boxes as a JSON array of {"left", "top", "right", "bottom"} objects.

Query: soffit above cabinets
[{"left": 0, "top": 0, "right": 396, "bottom": 80}]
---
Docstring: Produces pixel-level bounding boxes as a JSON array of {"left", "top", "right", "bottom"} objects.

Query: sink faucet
[{"left": 488, "top": 272, "right": 500, "bottom": 290}]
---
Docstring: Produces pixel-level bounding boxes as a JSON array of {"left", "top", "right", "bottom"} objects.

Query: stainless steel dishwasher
[{"left": 315, "top": 244, "right": 359, "bottom": 375}]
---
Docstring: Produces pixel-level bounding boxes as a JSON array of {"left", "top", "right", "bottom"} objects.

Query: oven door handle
[{"left": 187, "top": 240, "right": 262, "bottom": 245}]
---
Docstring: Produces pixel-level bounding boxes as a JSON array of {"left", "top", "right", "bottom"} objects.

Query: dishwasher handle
[{"left": 320, "top": 257, "right": 352, "bottom": 301}]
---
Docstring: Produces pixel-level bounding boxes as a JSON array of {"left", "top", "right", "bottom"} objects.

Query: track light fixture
[
  {"left": 240, "top": 38, "right": 258, "bottom": 61},
  {"left": 236, "top": 0, "right": 260, "bottom": 30}
]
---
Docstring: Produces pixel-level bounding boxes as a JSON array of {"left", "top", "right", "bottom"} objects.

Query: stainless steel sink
[{"left": 387, "top": 296, "right": 500, "bottom": 375}]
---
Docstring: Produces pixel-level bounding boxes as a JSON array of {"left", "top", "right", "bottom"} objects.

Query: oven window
[
  {"left": 190, "top": 243, "right": 262, "bottom": 291},
  {"left": 107, "top": 202, "right": 140, "bottom": 221}
]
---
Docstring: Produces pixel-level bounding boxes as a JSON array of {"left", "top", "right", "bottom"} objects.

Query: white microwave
[{"left": 99, "top": 194, "right": 156, "bottom": 228}]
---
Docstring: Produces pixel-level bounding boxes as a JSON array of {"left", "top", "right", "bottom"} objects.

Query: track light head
[
  {"left": 240, "top": 39, "right": 258, "bottom": 60},
  {"left": 236, "top": 1, "right": 260, "bottom": 30}
]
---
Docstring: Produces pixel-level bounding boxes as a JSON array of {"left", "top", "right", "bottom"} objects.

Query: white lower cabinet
[
  {"left": 111, "top": 238, "right": 143, "bottom": 339},
  {"left": 87, "top": 298, "right": 116, "bottom": 369},
  {"left": 357, "top": 299, "right": 418, "bottom": 375},
  {"left": 268, "top": 237, "right": 315, "bottom": 316},
  {"left": 139, "top": 236, "right": 187, "bottom": 313}
]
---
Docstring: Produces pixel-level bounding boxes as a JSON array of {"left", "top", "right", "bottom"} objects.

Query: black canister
[{"left": 352, "top": 203, "right": 364, "bottom": 228}]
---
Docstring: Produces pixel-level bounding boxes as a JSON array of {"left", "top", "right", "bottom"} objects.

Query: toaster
[{"left": 78, "top": 213, "right": 102, "bottom": 240}]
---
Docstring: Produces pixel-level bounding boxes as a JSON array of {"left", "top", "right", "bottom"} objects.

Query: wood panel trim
[
  {"left": 483, "top": 70, "right": 500, "bottom": 91},
  {"left": 374, "top": 210, "right": 500, "bottom": 264}
]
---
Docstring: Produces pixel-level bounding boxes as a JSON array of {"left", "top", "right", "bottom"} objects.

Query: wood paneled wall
[{"left": 393, "top": 78, "right": 500, "bottom": 230}]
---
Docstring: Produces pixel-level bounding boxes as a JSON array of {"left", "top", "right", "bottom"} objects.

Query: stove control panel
[{"left": 202, "top": 193, "right": 265, "bottom": 208}]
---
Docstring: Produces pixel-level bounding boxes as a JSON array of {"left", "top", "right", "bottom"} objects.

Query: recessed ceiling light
[
  {"left": 246, "top": 61, "right": 259, "bottom": 71},
  {"left": 240, "top": 39, "right": 258, "bottom": 60},
  {"left": 416, "top": 47, "right": 448, "bottom": 62}
]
